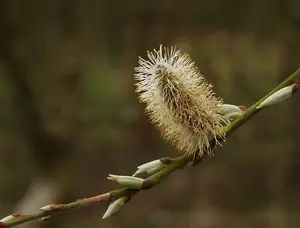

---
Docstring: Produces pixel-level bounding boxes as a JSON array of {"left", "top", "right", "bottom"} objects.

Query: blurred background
[{"left": 0, "top": 0, "right": 300, "bottom": 228}]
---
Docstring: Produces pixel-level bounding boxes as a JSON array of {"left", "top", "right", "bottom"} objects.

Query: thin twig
[{"left": 1, "top": 68, "right": 300, "bottom": 228}]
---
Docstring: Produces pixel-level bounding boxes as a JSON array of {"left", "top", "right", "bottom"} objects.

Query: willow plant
[{"left": 0, "top": 46, "right": 299, "bottom": 228}]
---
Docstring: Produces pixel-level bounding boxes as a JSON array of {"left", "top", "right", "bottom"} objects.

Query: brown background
[{"left": 0, "top": 1, "right": 300, "bottom": 228}]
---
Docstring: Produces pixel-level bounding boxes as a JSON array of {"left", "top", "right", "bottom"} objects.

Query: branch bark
[{"left": 0, "top": 68, "right": 299, "bottom": 228}]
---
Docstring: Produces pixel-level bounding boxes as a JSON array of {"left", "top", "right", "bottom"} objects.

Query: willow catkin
[{"left": 134, "top": 45, "right": 227, "bottom": 157}]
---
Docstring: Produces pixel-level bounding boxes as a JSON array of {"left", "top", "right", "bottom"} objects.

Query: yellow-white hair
[{"left": 134, "top": 45, "right": 227, "bottom": 157}]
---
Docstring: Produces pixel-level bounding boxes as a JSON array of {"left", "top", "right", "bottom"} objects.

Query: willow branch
[{"left": 1, "top": 68, "right": 300, "bottom": 228}]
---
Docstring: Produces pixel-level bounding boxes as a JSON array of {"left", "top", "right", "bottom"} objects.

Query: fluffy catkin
[{"left": 134, "top": 45, "right": 227, "bottom": 157}]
